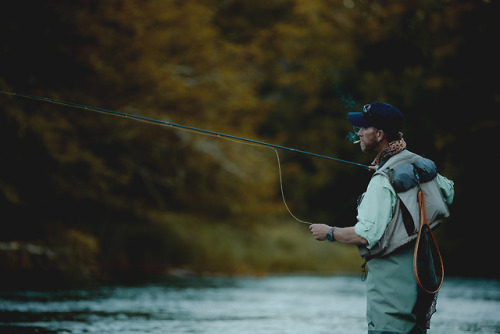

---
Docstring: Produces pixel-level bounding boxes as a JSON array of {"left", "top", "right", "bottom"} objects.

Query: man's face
[{"left": 357, "top": 127, "right": 380, "bottom": 153}]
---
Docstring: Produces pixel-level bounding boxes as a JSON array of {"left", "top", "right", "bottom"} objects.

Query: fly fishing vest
[{"left": 358, "top": 150, "right": 450, "bottom": 260}]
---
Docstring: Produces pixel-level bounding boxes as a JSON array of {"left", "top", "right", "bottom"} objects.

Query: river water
[{"left": 0, "top": 275, "right": 498, "bottom": 334}]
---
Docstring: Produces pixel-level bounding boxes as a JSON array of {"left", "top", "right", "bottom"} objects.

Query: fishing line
[
  {"left": 0, "top": 89, "right": 367, "bottom": 224},
  {"left": 273, "top": 149, "right": 312, "bottom": 225},
  {"left": 181, "top": 125, "right": 312, "bottom": 225}
]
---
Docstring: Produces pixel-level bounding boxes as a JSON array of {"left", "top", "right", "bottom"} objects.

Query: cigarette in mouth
[{"left": 353, "top": 140, "right": 361, "bottom": 144}]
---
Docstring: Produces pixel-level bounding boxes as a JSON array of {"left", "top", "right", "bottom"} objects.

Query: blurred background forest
[{"left": 0, "top": 0, "right": 498, "bottom": 287}]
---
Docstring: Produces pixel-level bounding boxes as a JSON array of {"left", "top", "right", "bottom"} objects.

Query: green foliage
[
  {"left": 1, "top": 0, "right": 498, "bottom": 283},
  {"left": 162, "top": 214, "right": 362, "bottom": 276}
]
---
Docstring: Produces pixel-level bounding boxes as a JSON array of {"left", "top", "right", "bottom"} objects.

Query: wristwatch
[{"left": 326, "top": 227, "right": 337, "bottom": 242}]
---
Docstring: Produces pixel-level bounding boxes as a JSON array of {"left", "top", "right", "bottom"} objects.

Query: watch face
[{"left": 326, "top": 231, "right": 333, "bottom": 242}]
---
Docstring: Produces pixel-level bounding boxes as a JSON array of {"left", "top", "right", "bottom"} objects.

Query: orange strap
[{"left": 413, "top": 190, "right": 444, "bottom": 294}]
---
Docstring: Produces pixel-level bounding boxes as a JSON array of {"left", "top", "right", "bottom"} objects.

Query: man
[{"left": 309, "top": 102, "right": 454, "bottom": 334}]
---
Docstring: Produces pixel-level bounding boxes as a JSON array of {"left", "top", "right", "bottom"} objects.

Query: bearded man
[{"left": 310, "top": 102, "right": 454, "bottom": 334}]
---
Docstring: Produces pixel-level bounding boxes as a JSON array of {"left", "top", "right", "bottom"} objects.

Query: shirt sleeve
[
  {"left": 436, "top": 174, "right": 455, "bottom": 205},
  {"left": 354, "top": 174, "right": 396, "bottom": 249}
]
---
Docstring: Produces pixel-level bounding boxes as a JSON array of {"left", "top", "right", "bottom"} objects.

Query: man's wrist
[{"left": 326, "top": 226, "right": 337, "bottom": 242}]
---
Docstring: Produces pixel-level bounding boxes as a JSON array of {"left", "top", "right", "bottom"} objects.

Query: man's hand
[{"left": 309, "top": 224, "right": 332, "bottom": 241}]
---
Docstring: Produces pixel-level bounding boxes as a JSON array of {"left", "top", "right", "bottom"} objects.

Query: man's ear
[{"left": 376, "top": 129, "right": 385, "bottom": 142}]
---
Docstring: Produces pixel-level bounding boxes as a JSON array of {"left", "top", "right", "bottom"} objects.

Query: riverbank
[{"left": 0, "top": 213, "right": 363, "bottom": 289}]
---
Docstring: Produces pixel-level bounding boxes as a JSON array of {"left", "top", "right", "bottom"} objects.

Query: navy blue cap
[{"left": 348, "top": 102, "right": 405, "bottom": 133}]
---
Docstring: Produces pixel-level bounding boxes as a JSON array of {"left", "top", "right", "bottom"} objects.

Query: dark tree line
[{"left": 1, "top": 0, "right": 498, "bottom": 283}]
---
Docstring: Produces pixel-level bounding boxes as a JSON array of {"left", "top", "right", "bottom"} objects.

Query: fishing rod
[{"left": 0, "top": 89, "right": 370, "bottom": 169}]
